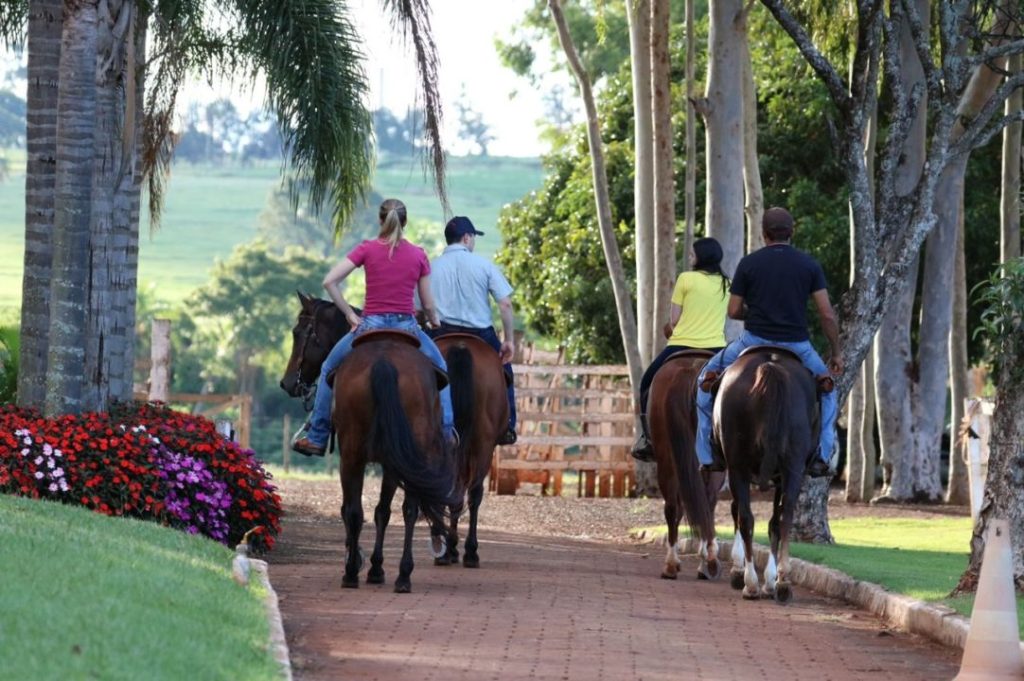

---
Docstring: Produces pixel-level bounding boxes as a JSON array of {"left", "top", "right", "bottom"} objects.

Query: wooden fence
[{"left": 490, "top": 350, "right": 635, "bottom": 498}]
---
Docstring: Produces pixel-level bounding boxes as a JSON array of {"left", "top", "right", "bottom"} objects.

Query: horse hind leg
[
  {"left": 434, "top": 503, "right": 460, "bottom": 567},
  {"left": 661, "top": 499, "right": 681, "bottom": 579},
  {"left": 761, "top": 487, "right": 783, "bottom": 598},
  {"left": 368, "top": 474, "right": 399, "bottom": 584},
  {"left": 340, "top": 470, "right": 366, "bottom": 589},
  {"left": 729, "top": 476, "right": 760, "bottom": 599},
  {"left": 394, "top": 494, "right": 419, "bottom": 593},
  {"left": 698, "top": 537, "right": 721, "bottom": 581},
  {"left": 462, "top": 481, "right": 485, "bottom": 568}
]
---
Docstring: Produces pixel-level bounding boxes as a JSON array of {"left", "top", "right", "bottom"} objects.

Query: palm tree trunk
[
  {"left": 738, "top": 6, "right": 762, "bottom": 253},
  {"left": 1001, "top": 52, "right": 1022, "bottom": 264},
  {"left": 45, "top": 0, "right": 99, "bottom": 416},
  {"left": 947, "top": 199, "right": 969, "bottom": 505},
  {"left": 684, "top": 0, "right": 696, "bottom": 267},
  {"left": 18, "top": 0, "right": 62, "bottom": 409}
]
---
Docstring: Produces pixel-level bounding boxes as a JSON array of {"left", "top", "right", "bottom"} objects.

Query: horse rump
[{"left": 368, "top": 357, "right": 460, "bottom": 511}]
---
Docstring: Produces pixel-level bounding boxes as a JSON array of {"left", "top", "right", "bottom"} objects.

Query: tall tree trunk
[
  {"left": 912, "top": 47, "right": 1007, "bottom": 503},
  {"left": 874, "top": 0, "right": 928, "bottom": 502},
  {"left": 738, "top": 6, "right": 763, "bottom": 253},
  {"left": 651, "top": 0, "right": 675, "bottom": 356},
  {"left": 846, "top": 77, "right": 878, "bottom": 504},
  {"left": 627, "top": 0, "right": 655, "bottom": 365},
  {"left": 549, "top": 0, "right": 643, "bottom": 394},
  {"left": 683, "top": 0, "right": 696, "bottom": 266},
  {"left": 1001, "top": 52, "right": 1022, "bottom": 264},
  {"left": 705, "top": 0, "right": 745, "bottom": 341},
  {"left": 18, "top": 0, "right": 62, "bottom": 409},
  {"left": 45, "top": 0, "right": 99, "bottom": 416},
  {"left": 947, "top": 199, "right": 969, "bottom": 505}
]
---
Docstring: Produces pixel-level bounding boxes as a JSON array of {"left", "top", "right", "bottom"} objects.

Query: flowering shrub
[{"left": 0, "top": 402, "right": 281, "bottom": 552}]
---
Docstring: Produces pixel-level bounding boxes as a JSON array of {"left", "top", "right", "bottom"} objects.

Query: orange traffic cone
[{"left": 954, "top": 519, "right": 1024, "bottom": 681}]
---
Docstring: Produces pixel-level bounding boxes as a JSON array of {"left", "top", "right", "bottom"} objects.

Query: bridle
[{"left": 292, "top": 309, "right": 322, "bottom": 412}]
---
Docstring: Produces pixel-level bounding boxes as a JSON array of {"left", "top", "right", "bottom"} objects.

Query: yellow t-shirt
[{"left": 667, "top": 271, "right": 728, "bottom": 348}]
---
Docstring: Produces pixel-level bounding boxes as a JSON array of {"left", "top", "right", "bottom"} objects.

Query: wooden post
[
  {"left": 149, "top": 319, "right": 171, "bottom": 402},
  {"left": 282, "top": 413, "right": 291, "bottom": 473}
]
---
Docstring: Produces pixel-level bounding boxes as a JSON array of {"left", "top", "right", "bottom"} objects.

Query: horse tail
[
  {"left": 750, "top": 360, "right": 790, "bottom": 482},
  {"left": 446, "top": 343, "right": 476, "bottom": 457},
  {"left": 669, "top": 386, "right": 715, "bottom": 542},
  {"left": 368, "top": 358, "right": 460, "bottom": 508}
]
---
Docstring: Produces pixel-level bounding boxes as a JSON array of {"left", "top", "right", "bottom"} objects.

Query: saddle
[
  {"left": 330, "top": 329, "right": 449, "bottom": 391},
  {"left": 432, "top": 331, "right": 514, "bottom": 387},
  {"left": 700, "top": 345, "right": 834, "bottom": 395}
]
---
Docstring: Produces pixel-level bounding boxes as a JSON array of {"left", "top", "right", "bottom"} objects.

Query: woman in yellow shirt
[{"left": 632, "top": 237, "right": 730, "bottom": 460}]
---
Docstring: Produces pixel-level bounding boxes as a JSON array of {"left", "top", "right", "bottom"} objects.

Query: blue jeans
[
  {"left": 306, "top": 313, "right": 455, "bottom": 446},
  {"left": 431, "top": 322, "right": 517, "bottom": 430},
  {"left": 694, "top": 331, "right": 836, "bottom": 466}
]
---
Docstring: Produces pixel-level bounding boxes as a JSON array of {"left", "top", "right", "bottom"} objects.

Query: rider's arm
[
  {"left": 663, "top": 303, "right": 682, "bottom": 339},
  {"left": 418, "top": 275, "right": 441, "bottom": 327},
  {"left": 497, "top": 296, "right": 515, "bottom": 363},
  {"left": 727, "top": 294, "right": 746, "bottom": 320},
  {"left": 812, "top": 288, "right": 844, "bottom": 375},
  {"left": 323, "top": 258, "right": 361, "bottom": 327}
]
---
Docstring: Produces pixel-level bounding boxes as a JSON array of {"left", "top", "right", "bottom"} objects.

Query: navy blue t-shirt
[{"left": 730, "top": 244, "right": 828, "bottom": 342}]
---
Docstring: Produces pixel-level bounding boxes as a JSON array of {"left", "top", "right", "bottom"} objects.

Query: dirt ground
[{"left": 267, "top": 477, "right": 965, "bottom": 681}]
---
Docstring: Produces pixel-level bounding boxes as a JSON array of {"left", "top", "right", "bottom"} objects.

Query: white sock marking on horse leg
[
  {"left": 699, "top": 539, "right": 708, "bottom": 560},
  {"left": 744, "top": 558, "right": 759, "bottom": 594},
  {"left": 763, "top": 552, "right": 778, "bottom": 594},
  {"left": 732, "top": 531, "right": 746, "bottom": 573}
]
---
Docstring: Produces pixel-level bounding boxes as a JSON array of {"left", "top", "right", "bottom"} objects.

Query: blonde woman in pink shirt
[{"left": 292, "top": 198, "right": 455, "bottom": 457}]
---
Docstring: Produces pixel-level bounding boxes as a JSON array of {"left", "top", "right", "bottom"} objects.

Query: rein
[{"left": 293, "top": 310, "right": 322, "bottom": 412}]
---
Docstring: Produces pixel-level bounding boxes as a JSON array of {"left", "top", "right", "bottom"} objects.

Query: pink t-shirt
[{"left": 346, "top": 238, "right": 431, "bottom": 315}]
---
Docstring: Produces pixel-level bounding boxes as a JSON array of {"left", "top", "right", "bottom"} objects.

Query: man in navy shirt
[{"left": 695, "top": 207, "right": 844, "bottom": 477}]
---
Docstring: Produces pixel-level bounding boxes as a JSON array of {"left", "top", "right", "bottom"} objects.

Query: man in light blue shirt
[{"left": 429, "top": 216, "right": 518, "bottom": 445}]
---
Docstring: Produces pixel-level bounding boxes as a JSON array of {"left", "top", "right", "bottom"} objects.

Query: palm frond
[
  {"left": 380, "top": 0, "right": 448, "bottom": 215},
  {"left": 0, "top": 0, "right": 27, "bottom": 49},
  {"left": 227, "top": 0, "right": 375, "bottom": 233}
]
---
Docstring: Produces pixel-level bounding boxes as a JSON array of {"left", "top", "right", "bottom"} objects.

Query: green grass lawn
[
  {"left": 0, "top": 494, "right": 279, "bottom": 680},
  {"left": 0, "top": 155, "right": 543, "bottom": 312},
  {"left": 636, "top": 515, "right": 1024, "bottom": 637}
]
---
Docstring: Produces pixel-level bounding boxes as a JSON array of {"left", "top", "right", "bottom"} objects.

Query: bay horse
[
  {"left": 647, "top": 350, "right": 721, "bottom": 580},
  {"left": 713, "top": 346, "right": 821, "bottom": 603},
  {"left": 432, "top": 333, "right": 509, "bottom": 568},
  {"left": 281, "top": 295, "right": 459, "bottom": 593}
]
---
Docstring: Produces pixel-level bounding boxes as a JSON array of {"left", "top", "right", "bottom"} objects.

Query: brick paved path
[{"left": 269, "top": 513, "right": 961, "bottom": 681}]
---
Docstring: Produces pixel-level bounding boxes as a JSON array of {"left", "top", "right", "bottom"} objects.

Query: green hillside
[{"left": 0, "top": 155, "right": 542, "bottom": 312}]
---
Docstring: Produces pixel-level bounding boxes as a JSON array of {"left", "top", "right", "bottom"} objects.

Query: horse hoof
[
  {"left": 434, "top": 556, "right": 452, "bottom": 567},
  {"left": 775, "top": 582, "right": 793, "bottom": 604},
  {"left": 394, "top": 581, "right": 411, "bottom": 594},
  {"left": 366, "top": 570, "right": 385, "bottom": 585},
  {"left": 698, "top": 559, "right": 721, "bottom": 581},
  {"left": 462, "top": 556, "right": 480, "bottom": 569},
  {"left": 661, "top": 570, "right": 678, "bottom": 580},
  {"left": 730, "top": 571, "right": 746, "bottom": 590},
  {"left": 742, "top": 586, "right": 760, "bottom": 600},
  {"left": 342, "top": 575, "right": 360, "bottom": 589}
]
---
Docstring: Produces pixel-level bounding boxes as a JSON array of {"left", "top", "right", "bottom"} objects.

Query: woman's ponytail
[{"left": 378, "top": 198, "right": 408, "bottom": 257}]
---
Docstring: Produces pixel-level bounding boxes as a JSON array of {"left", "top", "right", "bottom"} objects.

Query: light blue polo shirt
[{"left": 430, "top": 244, "right": 514, "bottom": 328}]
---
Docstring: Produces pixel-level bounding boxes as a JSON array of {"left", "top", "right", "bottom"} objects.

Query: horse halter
[{"left": 292, "top": 309, "right": 322, "bottom": 412}]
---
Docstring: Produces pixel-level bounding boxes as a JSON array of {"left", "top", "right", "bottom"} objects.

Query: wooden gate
[{"left": 490, "top": 351, "right": 635, "bottom": 497}]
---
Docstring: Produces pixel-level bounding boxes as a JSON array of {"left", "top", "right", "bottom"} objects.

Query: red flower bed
[{"left": 0, "top": 402, "right": 281, "bottom": 552}]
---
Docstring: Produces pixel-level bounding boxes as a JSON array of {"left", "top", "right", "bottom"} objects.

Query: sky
[{"left": 1, "top": 0, "right": 570, "bottom": 158}]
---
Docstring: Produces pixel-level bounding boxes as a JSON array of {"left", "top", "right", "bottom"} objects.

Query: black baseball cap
[{"left": 445, "top": 216, "right": 485, "bottom": 241}]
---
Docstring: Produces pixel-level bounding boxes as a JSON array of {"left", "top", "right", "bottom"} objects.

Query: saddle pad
[
  {"left": 663, "top": 348, "right": 716, "bottom": 363},
  {"left": 352, "top": 328, "right": 421, "bottom": 349}
]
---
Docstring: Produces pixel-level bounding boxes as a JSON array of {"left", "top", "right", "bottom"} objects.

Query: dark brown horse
[
  {"left": 647, "top": 350, "right": 721, "bottom": 580},
  {"left": 333, "top": 333, "right": 461, "bottom": 592},
  {"left": 714, "top": 346, "right": 820, "bottom": 603},
  {"left": 281, "top": 296, "right": 459, "bottom": 593},
  {"left": 432, "top": 333, "right": 509, "bottom": 568}
]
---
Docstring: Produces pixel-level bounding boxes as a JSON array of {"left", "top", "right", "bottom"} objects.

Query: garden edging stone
[
  {"left": 675, "top": 536, "right": 1024, "bottom": 657},
  {"left": 251, "top": 559, "right": 294, "bottom": 681}
]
